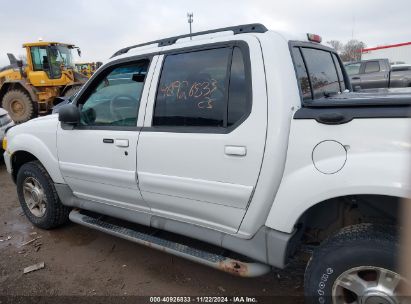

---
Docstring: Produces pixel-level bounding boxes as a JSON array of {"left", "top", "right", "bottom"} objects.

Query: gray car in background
[{"left": 345, "top": 58, "right": 411, "bottom": 89}]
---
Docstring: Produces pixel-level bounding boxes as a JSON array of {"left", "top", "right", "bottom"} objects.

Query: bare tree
[
  {"left": 326, "top": 40, "right": 344, "bottom": 54},
  {"left": 341, "top": 39, "right": 366, "bottom": 62},
  {"left": 326, "top": 39, "right": 366, "bottom": 62}
]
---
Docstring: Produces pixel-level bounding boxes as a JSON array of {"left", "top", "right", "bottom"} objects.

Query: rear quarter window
[
  {"left": 291, "top": 45, "right": 347, "bottom": 101},
  {"left": 301, "top": 48, "right": 341, "bottom": 99}
]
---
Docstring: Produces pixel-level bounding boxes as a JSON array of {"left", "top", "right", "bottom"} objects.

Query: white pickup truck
[{"left": 3, "top": 24, "right": 411, "bottom": 303}]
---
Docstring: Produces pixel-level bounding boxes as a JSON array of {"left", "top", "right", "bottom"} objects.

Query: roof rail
[{"left": 111, "top": 23, "right": 268, "bottom": 58}]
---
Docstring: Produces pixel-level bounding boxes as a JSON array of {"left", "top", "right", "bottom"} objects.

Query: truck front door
[{"left": 57, "top": 57, "right": 157, "bottom": 217}]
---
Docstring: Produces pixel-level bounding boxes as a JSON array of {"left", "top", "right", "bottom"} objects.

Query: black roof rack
[{"left": 111, "top": 23, "right": 268, "bottom": 58}]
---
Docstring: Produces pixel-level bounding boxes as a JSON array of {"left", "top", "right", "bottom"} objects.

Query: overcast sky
[{"left": 0, "top": 0, "right": 410, "bottom": 66}]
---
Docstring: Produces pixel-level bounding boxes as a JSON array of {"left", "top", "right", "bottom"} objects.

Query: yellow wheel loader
[
  {"left": 75, "top": 62, "right": 102, "bottom": 78},
  {"left": 0, "top": 42, "right": 88, "bottom": 123}
]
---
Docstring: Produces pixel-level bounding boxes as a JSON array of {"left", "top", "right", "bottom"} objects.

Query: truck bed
[
  {"left": 304, "top": 90, "right": 411, "bottom": 108},
  {"left": 294, "top": 91, "right": 411, "bottom": 124}
]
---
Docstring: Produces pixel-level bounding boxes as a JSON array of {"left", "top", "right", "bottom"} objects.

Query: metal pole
[{"left": 187, "top": 13, "right": 193, "bottom": 40}]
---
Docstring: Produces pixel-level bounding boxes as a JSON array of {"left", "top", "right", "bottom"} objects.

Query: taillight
[{"left": 307, "top": 33, "right": 322, "bottom": 43}]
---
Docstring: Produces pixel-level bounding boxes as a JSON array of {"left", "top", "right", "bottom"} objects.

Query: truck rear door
[{"left": 136, "top": 37, "right": 267, "bottom": 233}]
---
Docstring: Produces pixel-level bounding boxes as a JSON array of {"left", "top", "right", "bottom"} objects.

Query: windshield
[{"left": 49, "top": 45, "right": 74, "bottom": 68}]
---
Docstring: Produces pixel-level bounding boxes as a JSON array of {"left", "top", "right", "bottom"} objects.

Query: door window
[
  {"left": 30, "top": 47, "right": 48, "bottom": 71},
  {"left": 153, "top": 46, "right": 250, "bottom": 129},
  {"left": 79, "top": 60, "right": 149, "bottom": 127},
  {"left": 345, "top": 63, "right": 361, "bottom": 75}
]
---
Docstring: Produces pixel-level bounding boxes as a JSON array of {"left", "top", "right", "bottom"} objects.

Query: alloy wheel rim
[
  {"left": 332, "top": 266, "right": 407, "bottom": 304},
  {"left": 23, "top": 177, "right": 47, "bottom": 217}
]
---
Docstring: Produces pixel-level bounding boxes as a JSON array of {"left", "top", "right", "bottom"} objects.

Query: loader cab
[{"left": 24, "top": 42, "right": 78, "bottom": 83}]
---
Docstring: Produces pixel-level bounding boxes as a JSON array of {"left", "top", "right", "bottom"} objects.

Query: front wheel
[
  {"left": 304, "top": 224, "right": 408, "bottom": 304},
  {"left": 16, "top": 161, "right": 70, "bottom": 229}
]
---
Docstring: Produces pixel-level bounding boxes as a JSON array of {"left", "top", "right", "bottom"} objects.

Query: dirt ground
[{"left": 0, "top": 158, "right": 305, "bottom": 302}]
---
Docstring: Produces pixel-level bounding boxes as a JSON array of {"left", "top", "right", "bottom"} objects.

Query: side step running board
[{"left": 69, "top": 210, "right": 271, "bottom": 277}]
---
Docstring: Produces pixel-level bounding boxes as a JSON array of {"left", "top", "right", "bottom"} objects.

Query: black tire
[
  {"left": 304, "top": 224, "right": 399, "bottom": 304},
  {"left": 16, "top": 161, "right": 70, "bottom": 229},
  {"left": 2, "top": 89, "right": 36, "bottom": 123},
  {"left": 63, "top": 86, "right": 82, "bottom": 97}
]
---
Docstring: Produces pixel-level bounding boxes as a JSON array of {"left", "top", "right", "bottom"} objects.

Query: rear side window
[
  {"left": 364, "top": 61, "right": 380, "bottom": 73},
  {"left": 153, "top": 46, "right": 249, "bottom": 128},
  {"left": 301, "top": 48, "right": 340, "bottom": 99}
]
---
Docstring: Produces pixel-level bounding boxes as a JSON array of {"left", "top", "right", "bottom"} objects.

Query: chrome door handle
[
  {"left": 225, "top": 146, "right": 247, "bottom": 156},
  {"left": 103, "top": 138, "right": 114, "bottom": 144},
  {"left": 115, "top": 139, "right": 129, "bottom": 147}
]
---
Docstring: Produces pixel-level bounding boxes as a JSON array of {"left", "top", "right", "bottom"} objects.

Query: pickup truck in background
[
  {"left": 3, "top": 24, "right": 411, "bottom": 303},
  {"left": 345, "top": 58, "right": 411, "bottom": 89}
]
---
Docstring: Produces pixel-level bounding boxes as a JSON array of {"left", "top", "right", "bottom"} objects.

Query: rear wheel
[
  {"left": 304, "top": 224, "right": 408, "bottom": 304},
  {"left": 2, "top": 89, "right": 35, "bottom": 123}
]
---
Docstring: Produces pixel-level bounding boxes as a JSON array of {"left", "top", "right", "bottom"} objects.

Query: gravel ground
[{"left": 0, "top": 158, "right": 305, "bottom": 302}]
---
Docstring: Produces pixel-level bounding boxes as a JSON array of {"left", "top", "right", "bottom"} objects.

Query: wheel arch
[
  {"left": 279, "top": 193, "right": 402, "bottom": 265},
  {"left": 266, "top": 183, "right": 408, "bottom": 235},
  {"left": 294, "top": 194, "right": 401, "bottom": 243},
  {"left": 11, "top": 150, "right": 39, "bottom": 182},
  {"left": 11, "top": 148, "right": 65, "bottom": 185},
  {"left": 9, "top": 133, "right": 65, "bottom": 185}
]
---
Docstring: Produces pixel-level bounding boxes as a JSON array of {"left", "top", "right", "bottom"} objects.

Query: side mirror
[{"left": 58, "top": 104, "right": 80, "bottom": 124}]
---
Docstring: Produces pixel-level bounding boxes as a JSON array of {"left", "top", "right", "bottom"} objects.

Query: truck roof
[{"left": 109, "top": 23, "right": 320, "bottom": 60}]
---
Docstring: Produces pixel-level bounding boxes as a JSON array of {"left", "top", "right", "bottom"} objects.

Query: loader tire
[{"left": 2, "top": 89, "right": 35, "bottom": 123}]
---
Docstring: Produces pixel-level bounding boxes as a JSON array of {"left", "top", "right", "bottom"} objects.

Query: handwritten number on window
[{"left": 160, "top": 79, "right": 219, "bottom": 110}]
